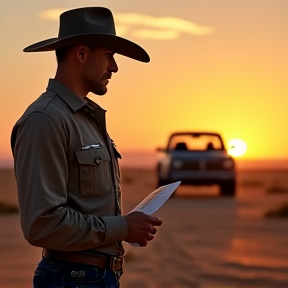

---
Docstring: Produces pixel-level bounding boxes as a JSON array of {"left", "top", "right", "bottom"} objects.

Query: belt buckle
[{"left": 111, "top": 256, "right": 123, "bottom": 272}]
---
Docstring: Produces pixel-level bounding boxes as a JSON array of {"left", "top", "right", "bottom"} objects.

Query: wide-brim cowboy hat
[{"left": 23, "top": 7, "right": 150, "bottom": 63}]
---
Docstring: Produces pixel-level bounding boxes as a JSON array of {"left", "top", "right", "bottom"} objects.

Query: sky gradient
[{"left": 0, "top": 0, "right": 287, "bottom": 167}]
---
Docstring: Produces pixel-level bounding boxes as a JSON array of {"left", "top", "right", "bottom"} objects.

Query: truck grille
[
  {"left": 206, "top": 161, "right": 223, "bottom": 170},
  {"left": 182, "top": 161, "right": 199, "bottom": 170},
  {"left": 180, "top": 160, "right": 224, "bottom": 171}
]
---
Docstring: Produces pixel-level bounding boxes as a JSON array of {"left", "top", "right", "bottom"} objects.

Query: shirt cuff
[{"left": 101, "top": 215, "right": 127, "bottom": 243}]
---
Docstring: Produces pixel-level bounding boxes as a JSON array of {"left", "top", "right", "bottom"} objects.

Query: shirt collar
[
  {"left": 46, "top": 78, "right": 86, "bottom": 112},
  {"left": 84, "top": 97, "right": 106, "bottom": 113}
]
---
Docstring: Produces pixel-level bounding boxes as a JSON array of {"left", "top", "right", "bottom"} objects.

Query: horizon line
[{"left": 1, "top": 154, "right": 288, "bottom": 170}]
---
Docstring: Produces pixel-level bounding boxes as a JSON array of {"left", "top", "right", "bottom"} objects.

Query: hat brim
[{"left": 23, "top": 34, "right": 150, "bottom": 63}]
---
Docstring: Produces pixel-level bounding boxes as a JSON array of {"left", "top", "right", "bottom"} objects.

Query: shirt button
[{"left": 94, "top": 156, "right": 102, "bottom": 165}]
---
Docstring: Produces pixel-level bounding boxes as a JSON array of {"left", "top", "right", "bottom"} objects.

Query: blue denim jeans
[{"left": 33, "top": 257, "right": 121, "bottom": 288}]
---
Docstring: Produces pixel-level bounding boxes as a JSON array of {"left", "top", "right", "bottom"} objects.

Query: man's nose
[{"left": 109, "top": 58, "right": 118, "bottom": 73}]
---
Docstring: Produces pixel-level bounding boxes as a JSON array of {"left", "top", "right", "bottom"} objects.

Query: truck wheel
[{"left": 220, "top": 180, "right": 236, "bottom": 197}]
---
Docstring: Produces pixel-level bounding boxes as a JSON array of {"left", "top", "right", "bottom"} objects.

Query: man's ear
[{"left": 76, "top": 45, "right": 87, "bottom": 63}]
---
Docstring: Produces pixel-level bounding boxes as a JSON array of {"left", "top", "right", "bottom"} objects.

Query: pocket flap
[{"left": 75, "top": 148, "right": 111, "bottom": 165}]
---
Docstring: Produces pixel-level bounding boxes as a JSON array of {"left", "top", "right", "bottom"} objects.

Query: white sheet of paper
[
  {"left": 126, "top": 181, "right": 181, "bottom": 247},
  {"left": 127, "top": 181, "right": 181, "bottom": 215}
]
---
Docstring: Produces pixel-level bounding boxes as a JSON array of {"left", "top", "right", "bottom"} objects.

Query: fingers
[
  {"left": 124, "top": 212, "right": 164, "bottom": 246},
  {"left": 139, "top": 239, "right": 148, "bottom": 247},
  {"left": 150, "top": 226, "right": 158, "bottom": 235},
  {"left": 149, "top": 216, "right": 163, "bottom": 226},
  {"left": 145, "top": 226, "right": 157, "bottom": 242},
  {"left": 145, "top": 216, "right": 162, "bottom": 239},
  {"left": 146, "top": 233, "right": 154, "bottom": 241},
  {"left": 136, "top": 226, "right": 157, "bottom": 246}
]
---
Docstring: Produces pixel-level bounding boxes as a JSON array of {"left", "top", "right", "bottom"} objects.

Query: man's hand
[{"left": 124, "top": 211, "right": 163, "bottom": 247}]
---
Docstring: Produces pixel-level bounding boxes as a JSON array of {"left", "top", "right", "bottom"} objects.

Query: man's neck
[{"left": 54, "top": 69, "right": 87, "bottom": 99}]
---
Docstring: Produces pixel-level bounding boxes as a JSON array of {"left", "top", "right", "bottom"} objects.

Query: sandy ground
[{"left": 0, "top": 168, "right": 288, "bottom": 288}]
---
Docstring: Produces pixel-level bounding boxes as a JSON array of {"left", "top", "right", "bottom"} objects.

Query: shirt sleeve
[{"left": 11, "top": 112, "right": 127, "bottom": 251}]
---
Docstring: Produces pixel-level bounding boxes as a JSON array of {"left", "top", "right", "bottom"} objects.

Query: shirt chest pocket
[{"left": 75, "top": 147, "right": 112, "bottom": 196}]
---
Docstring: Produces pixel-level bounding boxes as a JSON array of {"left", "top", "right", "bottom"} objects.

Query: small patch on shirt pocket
[{"left": 75, "top": 146, "right": 112, "bottom": 196}]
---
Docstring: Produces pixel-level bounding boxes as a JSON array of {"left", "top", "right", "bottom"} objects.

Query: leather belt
[{"left": 42, "top": 249, "right": 124, "bottom": 272}]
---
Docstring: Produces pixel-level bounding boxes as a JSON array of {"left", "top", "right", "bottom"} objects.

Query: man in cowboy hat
[{"left": 11, "top": 7, "right": 163, "bottom": 287}]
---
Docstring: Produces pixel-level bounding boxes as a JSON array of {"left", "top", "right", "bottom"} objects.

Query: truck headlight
[
  {"left": 173, "top": 159, "right": 183, "bottom": 169},
  {"left": 223, "top": 159, "right": 234, "bottom": 169}
]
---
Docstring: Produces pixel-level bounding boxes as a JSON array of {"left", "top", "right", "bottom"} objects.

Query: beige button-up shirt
[{"left": 11, "top": 79, "right": 127, "bottom": 256}]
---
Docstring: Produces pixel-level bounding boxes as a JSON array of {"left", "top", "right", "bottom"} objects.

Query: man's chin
[{"left": 91, "top": 88, "right": 107, "bottom": 96}]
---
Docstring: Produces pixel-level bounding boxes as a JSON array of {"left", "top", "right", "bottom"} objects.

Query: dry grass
[
  {"left": 240, "top": 180, "right": 263, "bottom": 188},
  {"left": 264, "top": 202, "right": 288, "bottom": 218},
  {"left": 266, "top": 186, "right": 288, "bottom": 194},
  {"left": 121, "top": 175, "right": 136, "bottom": 184}
]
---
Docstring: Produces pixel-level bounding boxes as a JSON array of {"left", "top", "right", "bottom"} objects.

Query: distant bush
[
  {"left": 0, "top": 202, "right": 19, "bottom": 214},
  {"left": 122, "top": 176, "right": 135, "bottom": 184},
  {"left": 264, "top": 203, "right": 288, "bottom": 218},
  {"left": 240, "top": 180, "right": 263, "bottom": 188},
  {"left": 266, "top": 186, "right": 288, "bottom": 194}
]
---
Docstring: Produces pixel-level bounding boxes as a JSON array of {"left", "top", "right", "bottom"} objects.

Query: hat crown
[
  {"left": 23, "top": 6, "right": 149, "bottom": 62},
  {"left": 58, "top": 7, "right": 116, "bottom": 38}
]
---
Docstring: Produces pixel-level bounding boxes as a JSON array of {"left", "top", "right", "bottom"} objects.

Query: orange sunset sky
[{"left": 0, "top": 0, "right": 287, "bottom": 168}]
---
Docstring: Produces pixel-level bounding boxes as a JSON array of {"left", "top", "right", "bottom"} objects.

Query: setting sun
[{"left": 228, "top": 139, "right": 247, "bottom": 158}]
